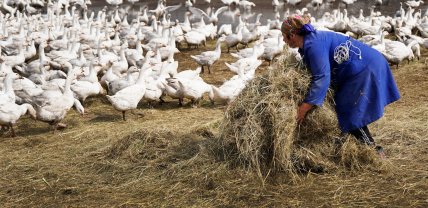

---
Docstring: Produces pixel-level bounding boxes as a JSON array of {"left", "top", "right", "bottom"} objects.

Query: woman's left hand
[{"left": 296, "top": 103, "right": 313, "bottom": 124}]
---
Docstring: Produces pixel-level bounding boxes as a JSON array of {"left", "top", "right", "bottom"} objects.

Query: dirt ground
[{"left": 0, "top": 41, "right": 427, "bottom": 207}]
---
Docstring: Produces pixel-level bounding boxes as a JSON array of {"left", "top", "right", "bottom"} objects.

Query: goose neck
[
  {"left": 64, "top": 68, "right": 74, "bottom": 96},
  {"left": 136, "top": 67, "right": 147, "bottom": 85},
  {"left": 215, "top": 41, "right": 222, "bottom": 53},
  {"left": 3, "top": 74, "right": 14, "bottom": 93},
  {"left": 39, "top": 45, "right": 46, "bottom": 59},
  {"left": 136, "top": 40, "right": 143, "bottom": 53}
]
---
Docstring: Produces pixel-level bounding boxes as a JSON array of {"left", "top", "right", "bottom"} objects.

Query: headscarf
[{"left": 281, "top": 14, "right": 315, "bottom": 36}]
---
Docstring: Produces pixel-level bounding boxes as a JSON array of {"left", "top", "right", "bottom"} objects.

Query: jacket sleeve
[{"left": 303, "top": 42, "right": 331, "bottom": 106}]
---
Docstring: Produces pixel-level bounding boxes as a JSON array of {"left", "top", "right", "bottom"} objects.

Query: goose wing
[
  {"left": 188, "top": 6, "right": 209, "bottom": 19},
  {"left": 165, "top": 3, "right": 182, "bottom": 13},
  {"left": 214, "top": 6, "right": 229, "bottom": 16}
]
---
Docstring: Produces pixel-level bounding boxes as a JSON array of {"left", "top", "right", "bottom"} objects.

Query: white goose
[
  {"left": 148, "top": 0, "right": 182, "bottom": 19},
  {"left": 210, "top": 74, "right": 247, "bottom": 104},
  {"left": 71, "top": 68, "right": 105, "bottom": 105},
  {"left": 106, "top": 63, "right": 149, "bottom": 121},
  {"left": 190, "top": 38, "right": 223, "bottom": 74},
  {"left": 166, "top": 77, "right": 213, "bottom": 107},
  {"left": 143, "top": 62, "right": 171, "bottom": 106},
  {"left": 161, "top": 79, "right": 184, "bottom": 105},
  {"left": 0, "top": 102, "right": 36, "bottom": 137},
  {"left": 13, "top": 77, "right": 44, "bottom": 104},
  {"left": 69, "top": 48, "right": 89, "bottom": 68},
  {"left": 225, "top": 53, "right": 262, "bottom": 76},
  {"left": 0, "top": 73, "right": 18, "bottom": 105},
  {"left": 223, "top": 27, "right": 243, "bottom": 52},
  {"left": 24, "top": 40, "right": 37, "bottom": 61},
  {"left": 0, "top": 45, "right": 26, "bottom": 67},
  {"left": 218, "top": 24, "right": 233, "bottom": 36},
  {"left": 231, "top": 40, "right": 265, "bottom": 59},
  {"left": 238, "top": 0, "right": 256, "bottom": 9},
  {"left": 179, "top": 12, "right": 192, "bottom": 33},
  {"left": 17, "top": 42, "right": 51, "bottom": 77},
  {"left": 27, "top": 65, "right": 67, "bottom": 85},
  {"left": 77, "top": 61, "right": 100, "bottom": 83},
  {"left": 221, "top": 0, "right": 239, "bottom": 6},
  {"left": 0, "top": 62, "right": 13, "bottom": 78},
  {"left": 382, "top": 39, "right": 415, "bottom": 68},
  {"left": 159, "top": 33, "right": 180, "bottom": 61},
  {"left": 32, "top": 63, "right": 81, "bottom": 131},
  {"left": 111, "top": 46, "right": 129, "bottom": 75},
  {"left": 171, "top": 66, "right": 202, "bottom": 81},
  {"left": 125, "top": 38, "right": 144, "bottom": 67},
  {"left": 188, "top": 6, "right": 229, "bottom": 26},
  {"left": 240, "top": 25, "right": 261, "bottom": 48},
  {"left": 140, "top": 6, "right": 149, "bottom": 24},
  {"left": 107, "top": 66, "right": 139, "bottom": 95},
  {"left": 99, "top": 62, "right": 119, "bottom": 89},
  {"left": 184, "top": 30, "right": 206, "bottom": 49},
  {"left": 2, "top": 0, "right": 17, "bottom": 15},
  {"left": 163, "top": 67, "right": 202, "bottom": 106},
  {"left": 405, "top": 0, "right": 424, "bottom": 8},
  {"left": 261, "top": 34, "right": 285, "bottom": 65},
  {"left": 246, "top": 13, "right": 263, "bottom": 32}
]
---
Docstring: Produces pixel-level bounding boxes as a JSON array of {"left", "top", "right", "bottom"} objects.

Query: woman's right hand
[{"left": 296, "top": 103, "right": 313, "bottom": 124}]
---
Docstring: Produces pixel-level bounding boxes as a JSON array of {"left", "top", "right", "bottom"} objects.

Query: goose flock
[{"left": 0, "top": 0, "right": 427, "bottom": 136}]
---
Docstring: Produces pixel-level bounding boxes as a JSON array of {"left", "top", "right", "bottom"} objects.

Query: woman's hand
[{"left": 296, "top": 103, "right": 313, "bottom": 124}]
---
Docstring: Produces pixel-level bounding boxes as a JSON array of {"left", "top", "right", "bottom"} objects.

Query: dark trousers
[{"left": 348, "top": 126, "right": 375, "bottom": 145}]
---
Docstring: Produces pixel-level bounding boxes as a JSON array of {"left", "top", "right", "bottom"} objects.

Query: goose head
[
  {"left": 145, "top": 50, "right": 156, "bottom": 59},
  {"left": 61, "top": 61, "right": 74, "bottom": 74},
  {"left": 218, "top": 35, "right": 226, "bottom": 43},
  {"left": 128, "top": 66, "right": 140, "bottom": 73}
]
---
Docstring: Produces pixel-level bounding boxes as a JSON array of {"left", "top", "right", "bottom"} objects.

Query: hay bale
[{"left": 220, "top": 53, "right": 381, "bottom": 178}]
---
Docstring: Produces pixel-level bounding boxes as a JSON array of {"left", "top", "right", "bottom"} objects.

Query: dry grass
[{"left": 0, "top": 41, "right": 427, "bottom": 207}]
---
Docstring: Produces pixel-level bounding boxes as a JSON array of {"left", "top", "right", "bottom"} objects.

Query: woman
[{"left": 281, "top": 15, "right": 400, "bottom": 152}]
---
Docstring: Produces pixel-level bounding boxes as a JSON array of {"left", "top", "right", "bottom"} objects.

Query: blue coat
[{"left": 298, "top": 30, "right": 400, "bottom": 132}]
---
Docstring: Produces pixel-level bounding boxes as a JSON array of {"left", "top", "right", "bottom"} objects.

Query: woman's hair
[{"left": 281, "top": 14, "right": 311, "bottom": 36}]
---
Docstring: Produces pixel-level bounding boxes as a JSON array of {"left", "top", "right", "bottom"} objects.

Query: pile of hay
[{"left": 220, "top": 54, "right": 381, "bottom": 178}]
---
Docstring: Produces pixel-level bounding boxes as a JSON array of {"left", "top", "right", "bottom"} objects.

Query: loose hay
[{"left": 220, "top": 52, "right": 382, "bottom": 178}]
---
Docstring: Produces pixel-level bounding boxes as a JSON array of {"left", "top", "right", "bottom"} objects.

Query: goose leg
[
  {"left": 0, "top": 125, "right": 8, "bottom": 132},
  {"left": 201, "top": 65, "right": 204, "bottom": 73},
  {"left": 9, "top": 123, "right": 16, "bottom": 137},
  {"left": 196, "top": 98, "right": 201, "bottom": 108},
  {"left": 122, "top": 111, "right": 126, "bottom": 121},
  {"left": 56, "top": 123, "right": 67, "bottom": 130},
  {"left": 147, "top": 101, "right": 154, "bottom": 109},
  {"left": 159, "top": 97, "right": 166, "bottom": 105},
  {"left": 191, "top": 100, "right": 197, "bottom": 108},
  {"left": 208, "top": 66, "right": 211, "bottom": 74},
  {"left": 52, "top": 123, "right": 58, "bottom": 134},
  {"left": 236, "top": 46, "right": 239, "bottom": 52},
  {"left": 178, "top": 98, "right": 183, "bottom": 106}
]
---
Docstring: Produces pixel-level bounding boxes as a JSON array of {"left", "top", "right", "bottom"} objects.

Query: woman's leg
[
  {"left": 348, "top": 126, "right": 375, "bottom": 145},
  {"left": 348, "top": 126, "right": 386, "bottom": 159}
]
